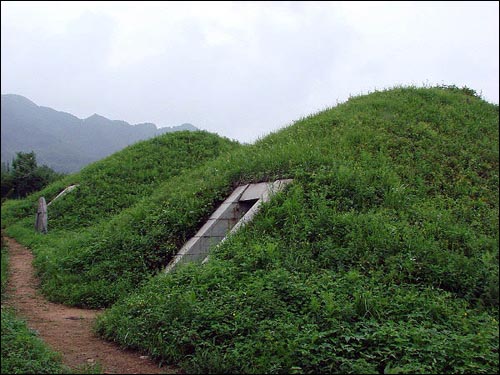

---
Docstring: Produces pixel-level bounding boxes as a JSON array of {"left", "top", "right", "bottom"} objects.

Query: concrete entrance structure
[
  {"left": 47, "top": 184, "right": 79, "bottom": 206},
  {"left": 164, "top": 179, "right": 293, "bottom": 273}
]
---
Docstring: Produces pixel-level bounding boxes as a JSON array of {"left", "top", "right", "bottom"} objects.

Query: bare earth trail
[{"left": 4, "top": 236, "right": 180, "bottom": 374}]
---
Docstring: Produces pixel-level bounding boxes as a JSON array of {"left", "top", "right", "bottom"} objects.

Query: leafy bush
[{"left": 1, "top": 152, "right": 64, "bottom": 200}]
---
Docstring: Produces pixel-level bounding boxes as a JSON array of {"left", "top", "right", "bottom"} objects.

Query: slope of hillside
[
  {"left": 3, "top": 86, "right": 499, "bottom": 373},
  {"left": 4, "top": 130, "right": 239, "bottom": 230},
  {"left": 1, "top": 94, "right": 199, "bottom": 173},
  {"left": 2, "top": 130, "right": 241, "bottom": 305}
]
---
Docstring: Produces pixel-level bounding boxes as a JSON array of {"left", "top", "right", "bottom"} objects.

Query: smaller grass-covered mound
[
  {"left": 96, "top": 86, "right": 498, "bottom": 373},
  {"left": 1, "top": 130, "right": 241, "bottom": 306},
  {"left": 1, "top": 130, "right": 240, "bottom": 230}
]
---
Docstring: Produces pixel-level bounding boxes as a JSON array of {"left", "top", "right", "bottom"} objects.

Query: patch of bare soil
[{"left": 4, "top": 237, "right": 180, "bottom": 374}]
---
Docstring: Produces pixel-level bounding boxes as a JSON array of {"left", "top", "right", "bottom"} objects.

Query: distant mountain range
[{"left": 1, "top": 94, "right": 198, "bottom": 173}]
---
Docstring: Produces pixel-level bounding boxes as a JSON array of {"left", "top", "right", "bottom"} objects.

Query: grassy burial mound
[
  {"left": 2, "top": 130, "right": 240, "bottom": 230},
  {"left": 2, "top": 86, "right": 499, "bottom": 373},
  {"left": 96, "top": 86, "right": 498, "bottom": 373},
  {"left": 1, "top": 130, "right": 241, "bottom": 306}
]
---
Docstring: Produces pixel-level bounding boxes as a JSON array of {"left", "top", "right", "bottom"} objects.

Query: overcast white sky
[{"left": 1, "top": 1, "right": 499, "bottom": 143}]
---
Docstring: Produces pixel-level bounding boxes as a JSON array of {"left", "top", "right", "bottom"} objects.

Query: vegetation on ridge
[
  {"left": 2, "top": 130, "right": 240, "bottom": 306},
  {"left": 2, "top": 85, "right": 499, "bottom": 373}
]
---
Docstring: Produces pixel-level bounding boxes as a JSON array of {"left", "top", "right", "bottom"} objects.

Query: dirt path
[{"left": 4, "top": 236, "right": 180, "bottom": 374}]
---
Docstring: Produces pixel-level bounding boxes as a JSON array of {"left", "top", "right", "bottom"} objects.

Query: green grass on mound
[
  {"left": 2, "top": 130, "right": 240, "bottom": 230},
  {"left": 3, "top": 85, "right": 499, "bottom": 373},
  {"left": 96, "top": 86, "right": 498, "bottom": 373},
  {"left": 2, "top": 131, "right": 241, "bottom": 306}
]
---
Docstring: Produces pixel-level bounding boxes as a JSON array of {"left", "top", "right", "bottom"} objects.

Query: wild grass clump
[
  {"left": 1, "top": 309, "right": 69, "bottom": 374},
  {"left": 3, "top": 85, "right": 499, "bottom": 373}
]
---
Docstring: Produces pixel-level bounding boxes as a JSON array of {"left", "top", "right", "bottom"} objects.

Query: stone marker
[{"left": 35, "top": 197, "right": 48, "bottom": 234}]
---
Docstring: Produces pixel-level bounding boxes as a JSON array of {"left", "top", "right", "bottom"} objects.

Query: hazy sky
[{"left": 2, "top": 1, "right": 498, "bottom": 143}]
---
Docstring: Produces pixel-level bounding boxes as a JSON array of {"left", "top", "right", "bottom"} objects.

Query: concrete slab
[
  {"left": 224, "top": 184, "right": 249, "bottom": 203},
  {"left": 195, "top": 236, "right": 224, "bottom": 254},
  {"left": 200, "top": 219, "right": 236, "bottom": 237},
  {"left": 240, "top": 182, "right": 270, "bottom": 201},
  {"left": 209, "top": 202, "right": 244, "bottom": 221}
]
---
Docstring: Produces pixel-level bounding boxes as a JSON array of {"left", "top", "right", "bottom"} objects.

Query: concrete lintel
[
  {"left": 240, "top": 179, "right": 293, "bottom": 202},
  {"left": 240, "top": 182, "right": 270, "bottom": 201},
  {"left": 225, "top": 184, "right": 249, "bottom": 203}
]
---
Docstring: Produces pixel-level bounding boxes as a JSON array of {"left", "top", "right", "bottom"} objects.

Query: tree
[
  {"left": 1, "top": 162, "right": 14, "bottom": 199},
  {"left": 1, "top": 152, "right": 64, "bottom": 199},
  {"left": 11, "top": 151, "right": 39, "bottom": 198}
]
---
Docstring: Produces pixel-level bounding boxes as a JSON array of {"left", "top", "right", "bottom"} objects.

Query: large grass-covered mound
[{"left": 3, "top": 86, "right": 499, "bottom": 373}]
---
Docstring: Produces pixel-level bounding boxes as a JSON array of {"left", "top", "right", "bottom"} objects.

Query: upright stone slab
[{"left": 35, "top": 197, "right": 48, "bottom": 234}]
